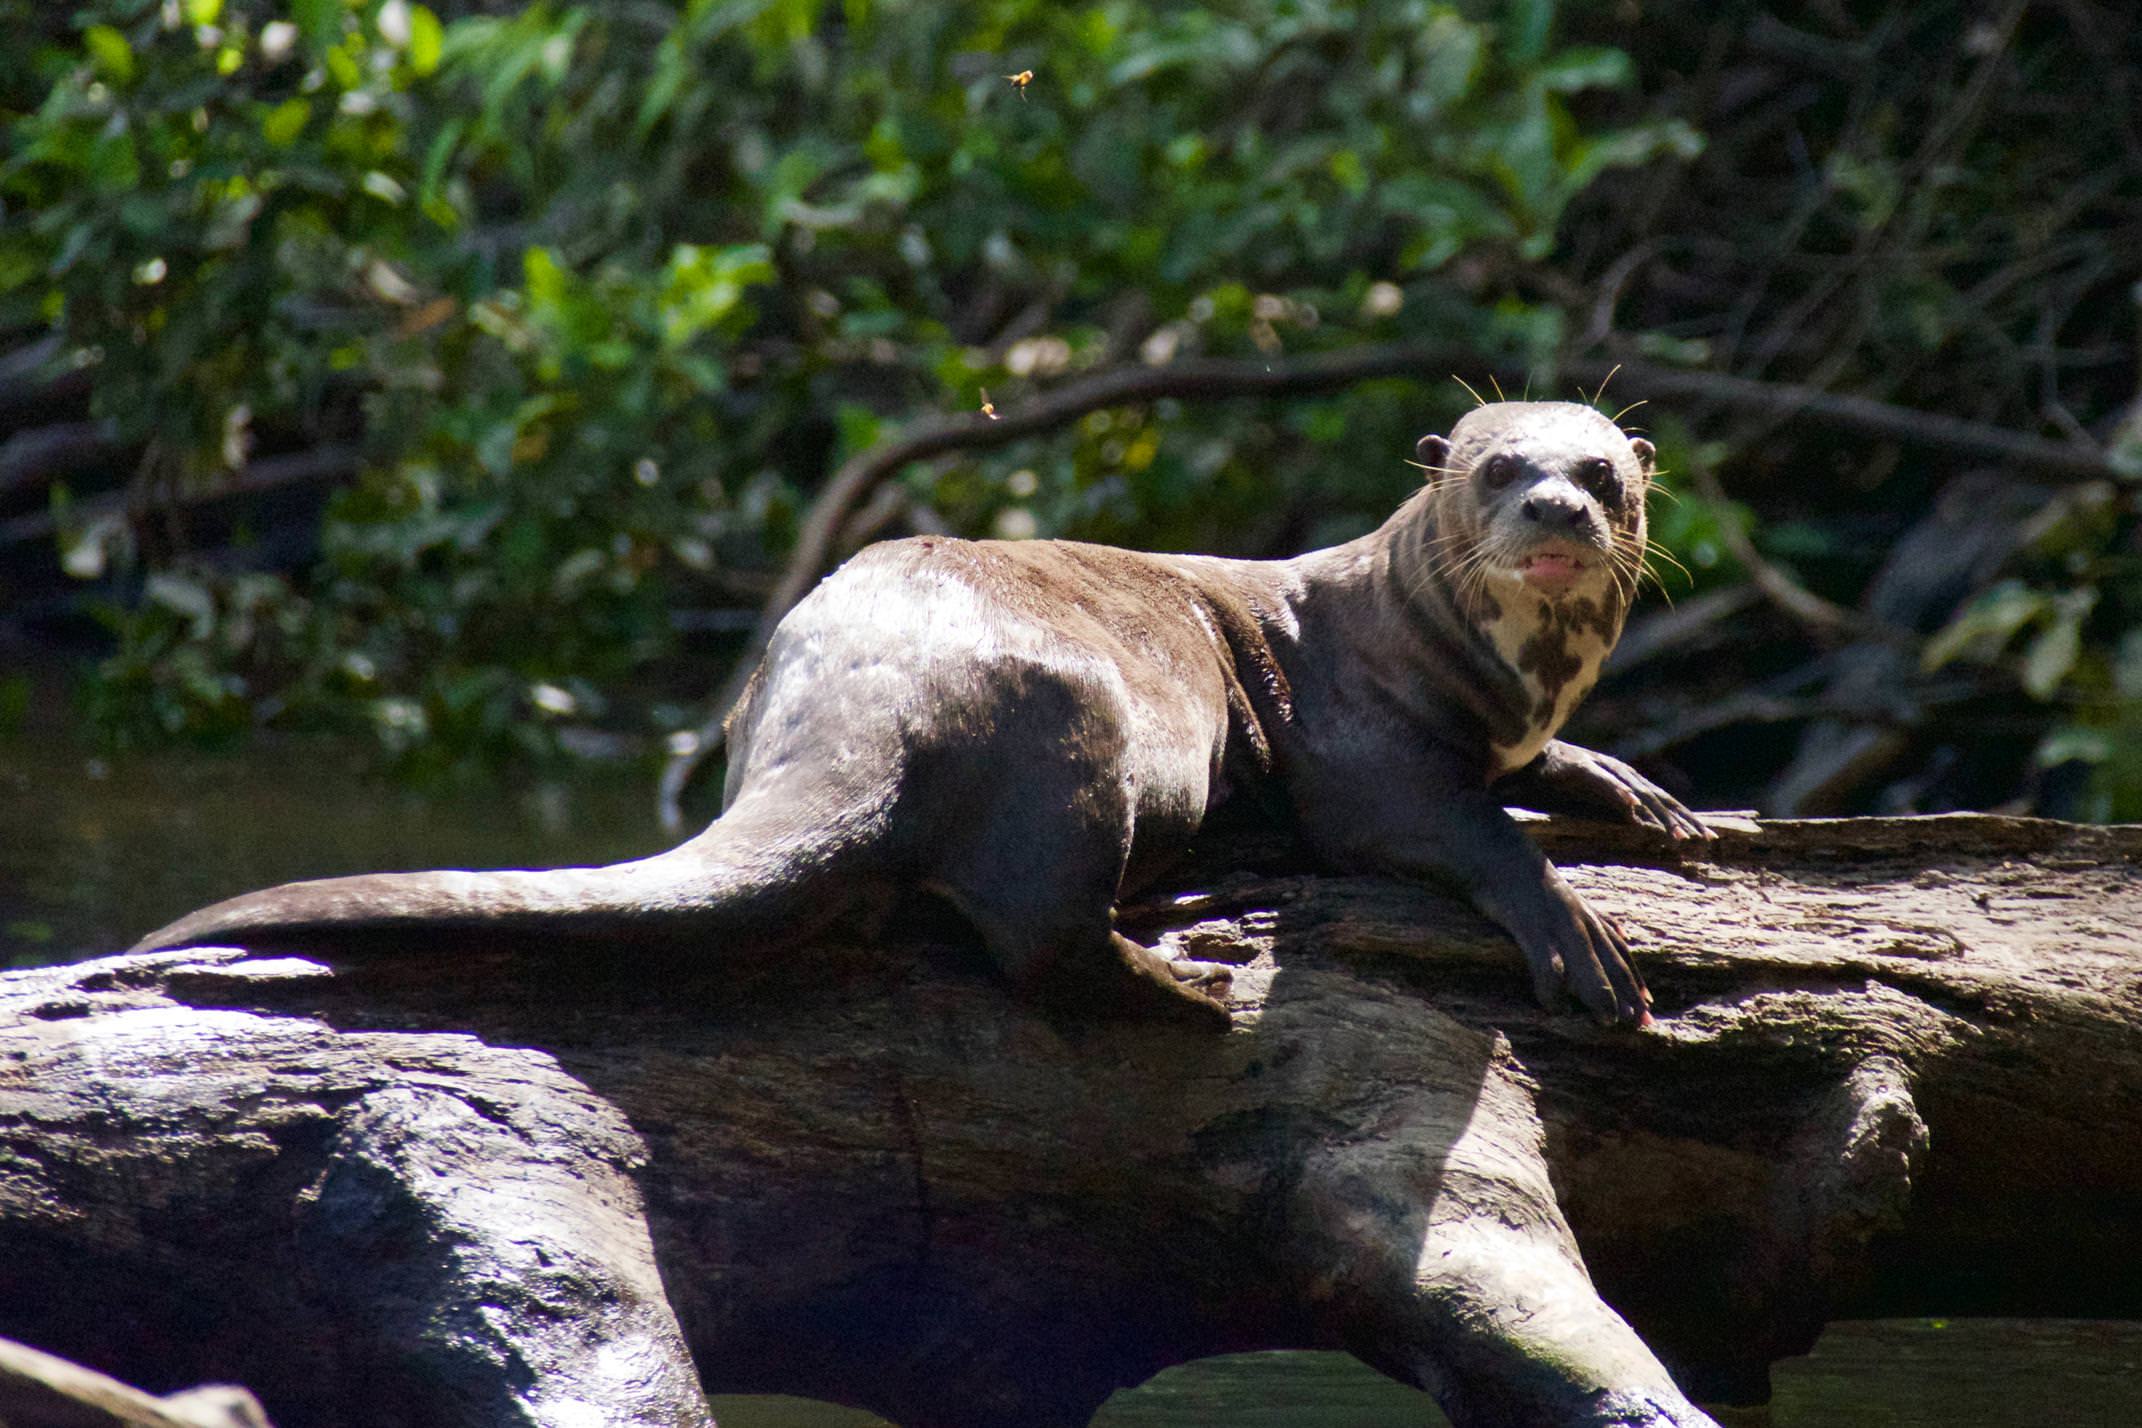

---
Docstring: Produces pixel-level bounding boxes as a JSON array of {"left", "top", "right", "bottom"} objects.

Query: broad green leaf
[
  {"left": 1488, "top": 92, "right": 1558, "bottom": 215},
  {"left": 2117, "top": 629, "right": 2142, "bottom": 700},
  {"left": 1922, "top": 581, "right": 2049, "bottom": 672},
  {"left": 2037, "top": 726, "right": 2112, "bottom": 767},
  {"left": 636, "top": 36, "right": 690, "bottom": 136},
  {"left": 407, "top": 6, "right": 445, "bottom": 75},
  {"left": 1414, "top": 12, "right": 1483, "bottom": 110},
  {"left": 2109, "top": 423, "right": 2142, "bottom": 481},
  {"left": 1536, "top": 45, "right": 1632, "bottom": 93},
  {"left": 1107, "top": 18, "right": 1260, "bottom": 83},
  {"left": 834, "top": 402, "right": 882, "bottom": 459},
  {"left": 361, "top": 171, "right": 407, "bottom": 205},
  {"left": 83, "top": 25, "right": 135, "bottom": 85},
  {"left": 522, "top": 246, "right": 567, "bottom": 312},
  {"left": 419, "top": 117, "right": 464, "bottom": 204},
  {"left": 325, "top": 43, "right": 363, "bottom": 90},
  {"left": 1564, "top": 119, "right": 1705, "bottom": 191},
  {"left": 88, "top": 132, "right": 143, "bottom": 190},
  {"left": 146, "top": 572, "right": 218, "bottom": 639},
  {"left": 2020, "top": 591, "right": 2096, "bottom": 700},
  {"left": 659, "top": 242, "right": 776, "bottom": 348},
  {"left": 1632, "top": 332, "right": 1711, "bottom": 366},
  {"left": 1329, "top": 148, "right": 1368, "bottom": 197},
  {"left": 261, "top": 98, "right": 312, "bottom": 147}
]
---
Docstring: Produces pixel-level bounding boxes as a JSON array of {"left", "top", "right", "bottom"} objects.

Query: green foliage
[
  {"left": 2, "top": 0, "right": 1698, "bottom": 772},
  {"left": 1633, "top": 415, "right": 1747, "bottom": 590},
  {"left": 1922, "top": 483, "right": 2142, "bottom": 818}
]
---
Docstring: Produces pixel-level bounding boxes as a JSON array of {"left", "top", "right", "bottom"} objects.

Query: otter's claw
[
  {"left": 1493, "top": 873, "right": 1652, "bottom": 1028},
  {"left": 1566, "top": 746, "right": 1715, "bottom": 842}
]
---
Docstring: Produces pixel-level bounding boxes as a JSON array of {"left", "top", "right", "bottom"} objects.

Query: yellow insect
[
  {"left": 1005, "top": 69, "right": 1033, "bottom": 100},
  {"left": 980, "top": 390, "right": 999, "bottom": 420}
]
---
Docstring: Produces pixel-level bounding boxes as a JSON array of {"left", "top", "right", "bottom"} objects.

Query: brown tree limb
[
  {"left": 0, "top": 337, "right": 93, "bottom": 424},
  {"left": 0, "top": 447, "right": 363, "bottom": 551},
  {"left": 0, "top": 422, "right": 118, "bottom": 501},
  {"left": 1683, "top": 460, "right": 1909, "bottom": 644},
  {"left": 1593, "top": 356, "right": 2121, "bottom": 480},
  {"left": 2, "top": 812, "right": 2138, "bottom": 1428}
]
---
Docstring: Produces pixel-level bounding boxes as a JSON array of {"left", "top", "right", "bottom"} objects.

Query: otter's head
[{"left": 1414, "top": 401, "right": 1654, "bottom": 608}]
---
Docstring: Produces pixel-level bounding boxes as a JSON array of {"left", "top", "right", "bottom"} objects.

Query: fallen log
[
  {"left": 0, "top": 1335, "right": 274, "bottom": 1428},
  {"left": 1, "top": 812, "right": 2137, "bottom": 1428}
]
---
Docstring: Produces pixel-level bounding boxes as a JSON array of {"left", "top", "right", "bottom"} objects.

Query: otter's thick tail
[{"left": 130, "top": 798, "right": 873, "bottom": 956}]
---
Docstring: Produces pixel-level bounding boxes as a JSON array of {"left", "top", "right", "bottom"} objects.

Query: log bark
[{"left": 1, "top": 812, "right": 2138, "bottom": 1428}]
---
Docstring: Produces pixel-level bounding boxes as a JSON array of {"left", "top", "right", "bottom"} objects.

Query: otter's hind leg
[
  {"left": 920, "top": 790, "right": 1231, "bottom": 1029},
  {"left": 933, "top": 882, "right": 1230, "bottom": 1031},
  {"left": 904, "top": 655, "right": 1233, "bottom": 1028}
]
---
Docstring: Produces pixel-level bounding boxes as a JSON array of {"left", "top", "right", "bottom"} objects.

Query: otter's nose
[{"left": 1520, "top": 482, "right": 1590, "bottom": 532}]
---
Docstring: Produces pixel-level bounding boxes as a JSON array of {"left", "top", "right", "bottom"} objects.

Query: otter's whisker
[{"left": 1645, "top": 543, "right": 1694, "bottom": 587}]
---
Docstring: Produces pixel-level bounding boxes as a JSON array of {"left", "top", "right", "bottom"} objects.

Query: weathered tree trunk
[{"left": 1, "top": 813, "right": 2137, "bottom": 1428}]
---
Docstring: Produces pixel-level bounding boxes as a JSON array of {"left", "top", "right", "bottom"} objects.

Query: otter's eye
[
  {"left": 1576, "top": 457, "right": 1620, "bottom": 505},
  {"left": 1480, "top": 455, "right": 1518, "bottom": 489}
]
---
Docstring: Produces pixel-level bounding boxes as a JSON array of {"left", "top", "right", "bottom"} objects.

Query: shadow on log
[{"left": 2, "top": 813, "right": 2139, "bottom": 1428}]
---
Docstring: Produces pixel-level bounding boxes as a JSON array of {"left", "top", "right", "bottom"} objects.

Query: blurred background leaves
[{"left": 1, "top": 0, "right": 2136, "bottom": 819}]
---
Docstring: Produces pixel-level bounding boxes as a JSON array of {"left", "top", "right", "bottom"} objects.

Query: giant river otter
[{"left": 138, "top": 401, "right": 1708, "bottom": 1028}]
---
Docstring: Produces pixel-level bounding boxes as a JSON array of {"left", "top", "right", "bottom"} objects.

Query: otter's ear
[
  {"left": 1629, "top": 437, "right": 1656, "bottom": 477},
  {"left": 1414, "top": 434, "right": 1451, "bottom": 478}
]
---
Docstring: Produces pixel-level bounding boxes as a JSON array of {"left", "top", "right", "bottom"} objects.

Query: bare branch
[{"left": 0, "top": 447, "right": 363, "bottom": 551}]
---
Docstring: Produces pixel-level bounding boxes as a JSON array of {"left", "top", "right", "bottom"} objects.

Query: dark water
[
  {"left": 711, "top": 1350, "right": 1447, "bottom": 1427},
  {"left": 0, "top": 734, "right": 668, "bottom": 964},
  {"left": 713, "top": 1322, "right": 2142, "bottom": 1427},
  {"left": 711, "top": 1327, "right": 2142, "bottom": 1421},
  {"left": 7, "top": 735, "right": 2142, "bottom": 1425}
]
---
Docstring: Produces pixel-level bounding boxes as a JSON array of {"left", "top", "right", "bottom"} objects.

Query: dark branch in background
[
  {"left": 0, "top": 446, "right": 363, "bottom": 551},
  {"left": 1681, "top": 460, "right": 1913, "bottom": 645},
  {"left": 654, "top": 344, "right": 2125, "bottom": 829},
  {"left": 0, "top": 336, "right": 93, "bottom": 424},
  {"left": 1594, "top": 359, "right": 2122, "bottom": 479},
  {"left": 0, "top": 422, "right": 114, "bottom": 502}
]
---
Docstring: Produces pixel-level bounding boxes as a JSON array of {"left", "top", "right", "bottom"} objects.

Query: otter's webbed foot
[
  {"left": 1303, "top": 754, "right": 1658, "bottom": 1027},
  {"left": 1030, "top": 933, "right": 1233, "bottom": 1031},
  {"left": 1164, "top": 954, "right": 1236, "bottom": 999},
  {"left": 1508, "top": 741, "right": 1714, "bottom": 843},
  {"left": 1111, "top": 933, "right": 1234, "bottom": 1030},
  {"left": 1485, "top": 871, "right": 1653, "bottom": 1028}
]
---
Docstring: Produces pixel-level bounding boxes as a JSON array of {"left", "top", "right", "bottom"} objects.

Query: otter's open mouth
[{"left": 1516, "top": 547, "right": 1591, "bottom": 594}]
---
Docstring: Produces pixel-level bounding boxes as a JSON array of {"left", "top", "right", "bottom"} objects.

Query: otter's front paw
[
  {"left": 1496, "top": 878, "right": 1652, "bottom": 1027},
  {"left": 1575, "top": 747, "right": 1714, "bottom": 842}
]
